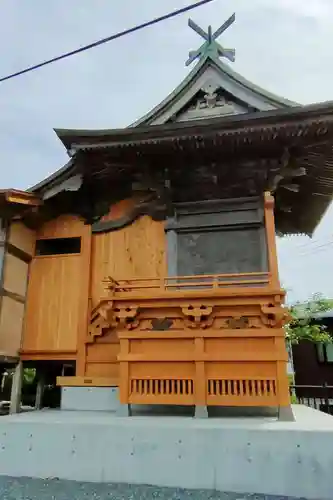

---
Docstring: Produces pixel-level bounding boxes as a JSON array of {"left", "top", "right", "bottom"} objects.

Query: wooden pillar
[
  {"left": 10, "top": 361, "right": 23, "bottom": 414},
  {"left": 76, "top": 224, "right": 92, "bottom": 376},
  {"left": 264, "top": 193, "right": 293, "bottom": 420},
  {"left": 194, "top": 336, "right": 208, "bottom": 418},
  {"left": 35, "top": 373, "right": 45, "bottom": 410},
  {"left": 263, "top": 192, "right": 280, "bottom": 289},
  {"left": 118, "top": 336, "right": 131, "bottom": 416}
]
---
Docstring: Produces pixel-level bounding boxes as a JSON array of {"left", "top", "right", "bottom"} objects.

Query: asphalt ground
[{"left": 0, "top": 477, "right": 314, "bottom": 500}]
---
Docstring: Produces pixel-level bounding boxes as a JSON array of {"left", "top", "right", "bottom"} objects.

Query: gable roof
[
  {"left": 8, "top": 15, "right": 333, "bottom": 236},
  {"left": 130, "top": 52, "right": 298, "bottom": 127},
  {"left": 30, "top": 15, "right": 300, "bottom": 195}
]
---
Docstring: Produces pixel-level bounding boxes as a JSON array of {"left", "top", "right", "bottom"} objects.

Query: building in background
[{"left": 293, "top": 310, "right": 333, "bottom": 387}]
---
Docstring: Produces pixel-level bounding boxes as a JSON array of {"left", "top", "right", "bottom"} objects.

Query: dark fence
[{"left": 290, "top": 384, "right": 333, "bottom": 415}]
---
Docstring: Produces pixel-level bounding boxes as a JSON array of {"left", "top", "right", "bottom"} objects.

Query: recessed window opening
[
  {"left": 166, "top": 198, "right": 267, "bottom": 279},
  {"left": 35, "top": 237, "right": 81, "bottom": 256}
]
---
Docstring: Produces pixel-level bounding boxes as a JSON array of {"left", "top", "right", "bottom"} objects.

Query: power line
[
  {"left": 279, "top": 239, "right": 333, "bottom": 257},
  {"left": 278, "top": 235, "right": 333, "bottom": 252},
  {"left": 292, "top": 237, "right": 333, "bottom": 251},
  {"left": 298, "top": 241, "right": 333, "bottom": 257},
  {"left": 0, "top": 0, "right": 217, "bottom": 83},
  {"left": 279, "top": 245, "right": 333, "bottom": 272}
]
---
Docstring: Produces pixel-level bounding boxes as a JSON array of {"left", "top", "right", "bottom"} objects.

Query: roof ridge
[{"left": 130, "top": 53, "right": 299, "bottom": 127}]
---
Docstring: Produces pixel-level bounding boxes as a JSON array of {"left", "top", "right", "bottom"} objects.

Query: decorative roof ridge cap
[{"left": 185, "top": 14, "right": 236, "bottom": 67}]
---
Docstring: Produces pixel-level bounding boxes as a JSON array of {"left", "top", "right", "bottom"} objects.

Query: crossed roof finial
[{"left": 186, "top": 13, "right": 236, "bottom": 67}]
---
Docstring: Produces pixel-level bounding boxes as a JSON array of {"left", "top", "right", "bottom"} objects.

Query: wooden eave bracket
[
  {"left": 4, "top": 189, "right": 41, "bottom": 207},
  {"left": 0, "top": 189, "right": 42, "bottom": 221}
]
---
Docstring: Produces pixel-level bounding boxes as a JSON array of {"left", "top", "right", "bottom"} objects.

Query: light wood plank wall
[
  {"left": 87, "top": 200, "right": 167, "bottom": 380},
  {"left": 9, "top": 202, "right": 166, "bottom": 367},
  {"left": 91, "top": 201, "right": 167, "bottom": 306},
  {"left": 0, "top": 221, "right": 35, "bottom": 358},
  {"left": 22, "top": 215, "right": 89, "bottom": 356}
]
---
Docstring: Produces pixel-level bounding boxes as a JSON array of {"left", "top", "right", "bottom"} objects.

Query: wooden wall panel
[
  {"left": 0, "top": 296, "right": 25, "bottom": 357},
  {"left": 205, "top": 361, "right": 277, "bottom": 378},
  {"left": 8, "top": 221, "right": 35, "bottom": 255},
  {"left": 85, "top": 339, "right": 119, "bottom": 380},
  {"left": 37, "top": 215, "right": 83, "bottom": 239},
  {"left": 85, "top": 363, "right": 118, "bottom": 378},
  {"left": 86, "top": 343, "right": 119, "bottom": 362},
  {"left": 23, "top": 255, "right": 82, "bottom": 351},
  {"left": 0, "top": 221, "right": 35, "bottom": 360},
  {"left": 2, "top": 254, "right": 29, "bottom": 297},
  {"left": 91, "top": 214, "right": 166, "bottom": 305},
  {"left": 22, "top": 215, "right": 90, "bottom": 357}
]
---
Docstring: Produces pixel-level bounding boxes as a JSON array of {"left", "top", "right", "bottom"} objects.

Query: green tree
[
  {"left": 23, "top": 368, "right": 36, "bottom": 385},
  {"left": 285, "top": 293, "right": 333, "bottom": 344}
]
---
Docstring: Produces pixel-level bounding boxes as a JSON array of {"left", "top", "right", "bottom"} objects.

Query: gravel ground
[{"left": 0, "top": 477, "right": 315, "bottom": 500}]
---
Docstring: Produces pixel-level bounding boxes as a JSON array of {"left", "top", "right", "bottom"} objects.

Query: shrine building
[{"left": 1, "top": 13, "right": 333, "bottom": 419}]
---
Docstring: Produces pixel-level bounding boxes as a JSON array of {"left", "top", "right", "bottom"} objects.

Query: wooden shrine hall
[{"left": 1, "top": 13, "right": 333, "bottom": 419}]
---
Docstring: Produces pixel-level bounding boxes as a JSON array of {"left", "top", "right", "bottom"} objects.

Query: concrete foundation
[
  {"left": 61, "top": 386, "right": 121, "bottom": 412},
  {"left": 0, "top": 405, "right": 332, "bottom": 499}
]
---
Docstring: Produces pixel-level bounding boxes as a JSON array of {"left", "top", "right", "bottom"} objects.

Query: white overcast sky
[{"left": 1, "top": 0, "right": 333, "bottom": 303}]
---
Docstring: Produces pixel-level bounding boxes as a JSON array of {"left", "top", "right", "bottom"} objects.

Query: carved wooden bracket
[
  {"left": 87, "top": 301, "right": 114, "bottom": 343},
  {"left": 223, "top": 316, "right": 249, "bottom": 329},
  {"left": 266, "top": 148, "right": 306, "bottom": 195},
  {"left": 220, "top": 315, "right": 264, "bottom": 329},
  {"left": 91, "top": 195, "right": 168, "bottom": 234},
  {"left": 181, "top": 305, "right": 214, "bottom": 329},
  {"left": 88, "top": 302, "right": 140, "bottom": 343},
  {"left": 260, "top": 304, "right": 291, "bottom": 328},
  {"left": 113, "top": 305, "right": 140, "bottom": 330},
  {"left": 151, "top": 318, "right": 173, "bottom": 331}
]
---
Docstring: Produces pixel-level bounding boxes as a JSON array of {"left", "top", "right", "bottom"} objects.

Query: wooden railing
[
  {"left": 80, "top": 269, "right": 290, "bottom": 411},
  {"left": 130, "top": 378, "right": 194, "bottom": 396},
  {"left": 207, "top": 378, "right": 277, "bottom": 405},
  {"left": 290, "top": 384, "right": 333, "bottom": 415},
  {"left": 104, "top": 272, "right": 272, "bottom": 296},
  {"left": 127, "top": 376, "right": 278, "bottom": 406}
]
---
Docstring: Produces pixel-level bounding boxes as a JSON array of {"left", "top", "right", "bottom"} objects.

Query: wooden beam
[
  {"left": 0, "top": 241, "right": 32, "bottom": 264},
  {"left": 0, "top": 354, "right": 19, "bottom": 364},
  {"left": 56, "top": 376, "right": 118, "bottom": 387},
  {"left": 0, "top": 288, "right": 25, "bottom": 304},
  {"left": 19, "top": 350, "right": 77, "bottom": 361},
  {"left": 4, "top": 190, "right": 41, "bottom": 207}
]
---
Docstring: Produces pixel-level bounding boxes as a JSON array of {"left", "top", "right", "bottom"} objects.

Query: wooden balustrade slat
[{"left": 114, "top": 271, "right": 270, "bottom": 283}]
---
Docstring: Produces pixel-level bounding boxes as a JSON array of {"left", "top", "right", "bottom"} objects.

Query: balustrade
[{"left": 81, "top": 271, "right": 291, "bottom": 411}]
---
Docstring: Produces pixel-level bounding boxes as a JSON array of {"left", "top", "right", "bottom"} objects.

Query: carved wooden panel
[{"left": 177, "top": 228, "right": 263, "bottom": 276}]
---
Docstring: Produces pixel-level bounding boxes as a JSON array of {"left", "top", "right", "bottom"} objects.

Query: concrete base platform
[
  {"left": 0, "top": 405, "right": 332, "bottom": 499},
  {"left": 61, "top": 386, "right": 121, "bottom": 412}
]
